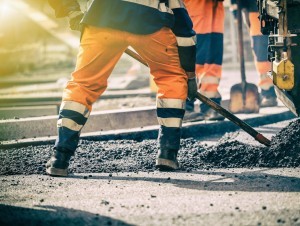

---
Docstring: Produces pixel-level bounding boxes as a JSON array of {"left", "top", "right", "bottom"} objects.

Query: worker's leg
[
  {"left": 46, "top": 27, "right": 128, "bottom": 176},
  {"left": 185, "top": 0, "right": 224, "bottom": 120},
  {"left": 247, "top": 1, "right": 277, "bottom": 107},
  {"left": 56, "top": 26, "right": 128, "bottom": 151},
  {"left": 131, "top": 27, "right": 187, "bottom": 170}
]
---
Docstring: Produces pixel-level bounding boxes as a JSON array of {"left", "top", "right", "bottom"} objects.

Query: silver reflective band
[
  {"left": 200, "top": 91, "right": 221, "bottom": 98},
  {"left": 57, "top": 118, "right": 83, "bottom": 131},
  {"left": 230, "top": 4, "right": 237, "bottom": 11},
  {"left": 60, "top": 101, "right": 90, "bottom": 118},
  {"left": 157, "top": 117, "right": 182, "bottom": 127},
  {"left": 157, "top": 98, "right": 186, "bottom": 109},
  {"left": 260, "top": 83, "right": 274, "bottom": 90},
  {"left": 169, "top": 0, "right": 185, "bottom": 9},
  {"left": 122, "top": 0, "right": 160, "bottom": 8},
  {"left": 176, "top": 36, "right": 196, "bottom": 47},
  {"left": 122, "top": 0, "right": 173, "bottom": 13},
  {"left": 200, "top": 76, "right": 220, "bottom": 85},
  {"left": 159, "top": 3, "right": 167, "bottom": 12}
]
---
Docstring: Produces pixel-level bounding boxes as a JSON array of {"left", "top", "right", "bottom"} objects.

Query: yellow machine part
[{"left": 272, "top": 59, "right": 295, "bottom": 90}]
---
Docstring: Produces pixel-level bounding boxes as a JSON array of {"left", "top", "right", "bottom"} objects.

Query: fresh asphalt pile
[{"left": 0, "top": 119, "right": 299, "bottom": 175}]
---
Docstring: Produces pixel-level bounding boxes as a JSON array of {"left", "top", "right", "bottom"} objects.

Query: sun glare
[{"left": 0, "top": 0, "right": 13, "bottom": 18}]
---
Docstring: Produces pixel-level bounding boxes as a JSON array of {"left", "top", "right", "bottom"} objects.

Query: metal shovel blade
[{"left": 229, "top": 82, "right": 260, "bottom": 114}]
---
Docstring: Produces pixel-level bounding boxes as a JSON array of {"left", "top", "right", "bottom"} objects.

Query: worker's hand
[
  {"left": 68, "top": 11, "right": 84, "bottom": 31},
  {"left": 187, "top": 72, "right": 198, "bottom": 101}
]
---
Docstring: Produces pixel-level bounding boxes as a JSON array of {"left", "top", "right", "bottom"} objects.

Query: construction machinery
[{"left": 257, "top": 0, "right": 300, "bottom": 117}]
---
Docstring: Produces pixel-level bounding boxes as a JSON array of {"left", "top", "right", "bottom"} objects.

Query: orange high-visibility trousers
[
  {"left": 184, "top": 0, "right": 224, "bottom": 98},
  {"left": 63, "top": 26, "right": 188, "bottom": 110},
  {"left": 55, "top": 26, "right": 188, "bottom": 152},
  {"left": 247, "top": 11, "right": 273, "bottom": 90}
]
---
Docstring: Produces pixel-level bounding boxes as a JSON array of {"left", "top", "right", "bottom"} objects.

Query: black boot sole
[
  {"left": 46, "top": 167, "right": 68, "bottom": 177},
  {"left": 155, "top": 158, "right": 179, "bottom": 171},
  {"left": 205, "top": 116, "right": 225, "bottom": 121},
  {"left": 260, "top": 99, "right": 278, "bottom": 108}
]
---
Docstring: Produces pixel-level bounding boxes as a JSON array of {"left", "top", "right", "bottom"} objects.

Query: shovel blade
[{"left": 229, "top": 83, "right": 260, "bottom": 114}]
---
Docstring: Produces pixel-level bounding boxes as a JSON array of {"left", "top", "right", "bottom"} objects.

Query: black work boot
[
  {"left": 200, "top": 97, "right": 225, "bottom": 121},
  {"left": 46, "top": 149, "right": 74, "bottom": 177},
  {"left": 203, "top": 108, "right": 225, "bottom": 121},
  {"left": 156, "top": 149, "right": 179, "bottom": 171},
  {"left": 184, "top": 111, "right": 205, "bottom": 122},
  {"left": 260, "top": 87, "right": 278, "bottom": 107},
  {"left": 184, "top": 98, "right": 204, "bottom": 122}
]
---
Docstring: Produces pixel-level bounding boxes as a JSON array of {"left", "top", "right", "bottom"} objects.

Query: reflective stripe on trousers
[
  {"left": 157, "top": 98, "right": 185, "bottom": 151},
  {"left": 248, "top": 11, "right": 273, "bottom": 90},
  {"left": 56, "top": 26, "right": 188, "bottom": 152},
  {"left": 184, "top": 0, "right": 224, "bottom": 98},
  {"left": 55, "top": 101, "right": 90, "bottom": 151}
]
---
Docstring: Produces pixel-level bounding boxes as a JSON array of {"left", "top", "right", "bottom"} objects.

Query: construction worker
[
  {"left": 230, "top": 0, "right": 277, "bottom": 107},
  {"left": 46, "top": 0, "right": 198, "bottom": 176},
  {"left": 184, "top": 0, "right": 225, "bottom": 121}
]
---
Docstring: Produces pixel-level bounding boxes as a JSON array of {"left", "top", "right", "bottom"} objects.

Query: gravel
[{"left": 0, "top": 119, "right": 299, "bottom": 175}]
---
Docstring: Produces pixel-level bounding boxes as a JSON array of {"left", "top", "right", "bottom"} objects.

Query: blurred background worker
[
  {"left": 183, "top": 0, "right": 277, "bottom": 122},
  {"left": 45, "top": 0, "right": 198, "bottom": 176},
  {"left": 184, "top": 0, "right": 225, "bottom": 121},
  {"left": 230, "top": 0, "right": 277, "bottom": 107}
]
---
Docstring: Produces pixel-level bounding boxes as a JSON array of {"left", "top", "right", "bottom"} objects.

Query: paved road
[
  {"left": 1, "top": 63, "right": 299, "bottom": 226},
  {"left": 1, "top": 120, "right": 300, "bottom": 226},
  {"left": 1, "top": 168, "right": 300, "bottom": 226}
]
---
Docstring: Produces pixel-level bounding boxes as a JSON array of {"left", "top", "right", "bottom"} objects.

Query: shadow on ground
[
  {"left": 70, "top": 168, "right": 300, "bottom": 193},
  {"left": 0, "top": 204, "right": 132, "bottom": 226}
]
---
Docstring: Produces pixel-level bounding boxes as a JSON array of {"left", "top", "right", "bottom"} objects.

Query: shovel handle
[
  {"left": 237, "top": 0, "right": 246, "bottom": 85},
  {"left": 125, "top": 49, "right": 148, "bottom": 67},
  {"left": 125, "top": 48, "right": 271, "bottom": 146},
  {"left": 195, "top": 92, "right": 271, "bottom": 146}
]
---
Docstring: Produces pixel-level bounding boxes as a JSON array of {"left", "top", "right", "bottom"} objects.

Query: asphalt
[
  {"left": 0, "top": 104, "right": 295, "bottom": 147},
  {"left": 1, "top": 67, "right": 300, "bottom": 225},
  {"left": 1, "top": 119, "right": 300, "bottom": 176},
  {"left": 1, "top": 118, "right": 300, "bottom": 225},
  {"left": 1, "top": 169, "right": 300, "bottom": 226}
]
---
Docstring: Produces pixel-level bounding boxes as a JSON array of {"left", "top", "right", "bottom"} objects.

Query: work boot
[
  {"left": 200, "top": 97, "right": 225, "bottom": 121},
  {"left": 203, "top": 108, "right": 225, "bottom": 121},
  {"left": 156, "top": 149, "right": 179, "bottom": 171},
  {"left": 46, "top": 149, "right": 74, "bottom": 177},
  {"left": 184, "top": 99, "right": 204, "bottom": 122},
  {"left": 260, "top": 87, "right": 278, "bottom": 107},
  {"left": 184, "top": 110, "right": 205, "bottom": 122}
]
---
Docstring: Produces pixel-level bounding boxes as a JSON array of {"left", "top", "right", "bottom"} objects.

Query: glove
[
  {"left": 186, "top": 72, "right": 198, "bottom": 101},
  {"left": 68, "top": 11, "right": 84, "bottom": 31}
]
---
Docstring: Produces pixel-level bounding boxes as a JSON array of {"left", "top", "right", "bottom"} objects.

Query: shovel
[
  {"left": 125, "top": 49, "right": 271, "bottom": 146},
  {"left": 229, "top": 0, "right": 260, "bottom": 114}
]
